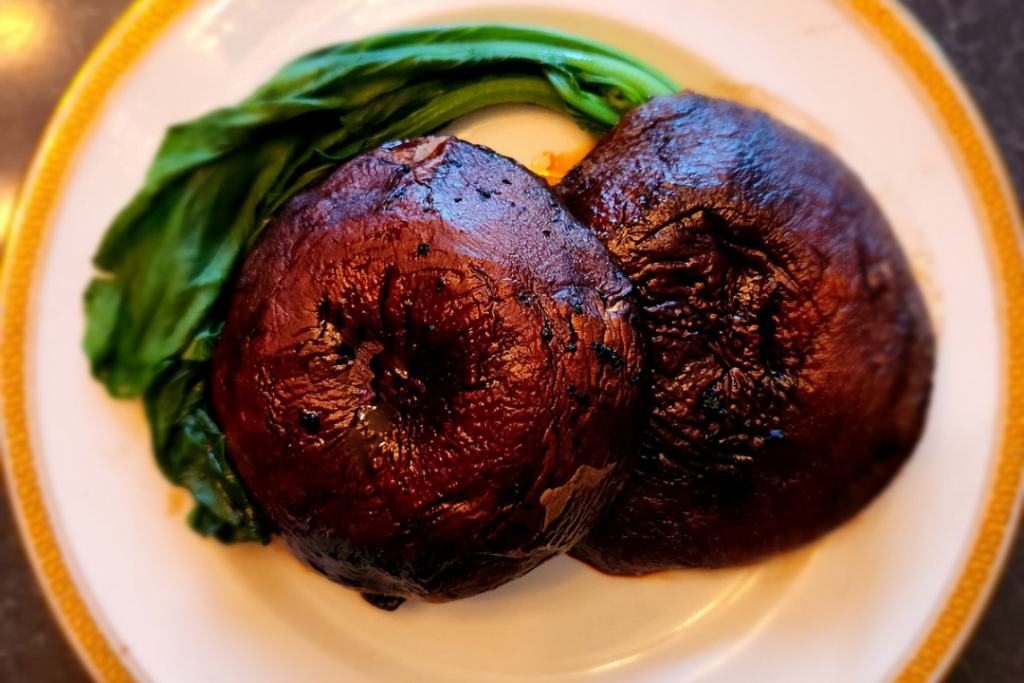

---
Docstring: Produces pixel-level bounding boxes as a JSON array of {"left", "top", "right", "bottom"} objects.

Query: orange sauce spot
[
  {"left": 528, "top": 141, "right": 596, "bottom": 185},
  {"left": 267, "top": 538, "right": 293, "bottom": 556},
  {"left": 166, "top": 488, "right": 187, "bottom": 516}
]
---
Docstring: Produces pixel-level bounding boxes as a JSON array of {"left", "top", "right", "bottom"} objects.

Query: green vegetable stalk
[{"left": 83, "top": 25, "right": 679, "bottom": 543}]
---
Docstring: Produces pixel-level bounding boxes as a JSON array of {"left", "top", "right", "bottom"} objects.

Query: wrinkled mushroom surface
[
  {"left": 213, "top": 136, "right": 642, "bottom": 603},
  {"left": 557, "top": 93, "right": 935, "bottom": 573}
]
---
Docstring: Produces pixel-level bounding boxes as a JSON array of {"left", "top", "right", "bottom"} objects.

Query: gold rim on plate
[{"left": 1, "top": 1, "right": 1022, "bottom": 682}]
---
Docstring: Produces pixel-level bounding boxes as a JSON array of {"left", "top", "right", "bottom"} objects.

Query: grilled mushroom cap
[
  {"left": 557, "top": 93, "right": 934, "bottom": 573},
  {"left": 213, "top": 136, "right": 642, "bottom": 603}
]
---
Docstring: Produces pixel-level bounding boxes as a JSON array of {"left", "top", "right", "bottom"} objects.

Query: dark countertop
[{"left": 0, "top": 1, "right": 1022, "bottom": 681}]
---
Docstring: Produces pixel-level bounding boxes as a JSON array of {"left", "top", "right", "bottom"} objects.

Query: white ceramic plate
[{"left": 3, "top": 1, "right": 1023, "bottom": 682}]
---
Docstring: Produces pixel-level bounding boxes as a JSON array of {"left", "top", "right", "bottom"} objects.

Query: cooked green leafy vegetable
[{"left": 84, "top": 25, "right": 679, "bottom": 543}]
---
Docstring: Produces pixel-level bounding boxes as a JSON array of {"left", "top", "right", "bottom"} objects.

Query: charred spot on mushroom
[
  {"left": 556, "top": 93, "right": 934, "bottom": 573},
  {"left": 335, "top": 342, "right": 356, "bottom": 367},
  {"left": 591, "top": 342, "right": 624, "bottom": 372},
  {"left": 212, "top": 136, "right": 642, "bottom": 604},
  {"left": 299, "top": 411, "right": 321, "bottom": 435}
]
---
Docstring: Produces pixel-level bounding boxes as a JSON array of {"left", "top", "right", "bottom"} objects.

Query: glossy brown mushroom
[
  {"left": 556, "top": 93, "right": 935, "bottom": 573},
  {"left": 212, "top": 136, "right": 642, "bottom": 604}
]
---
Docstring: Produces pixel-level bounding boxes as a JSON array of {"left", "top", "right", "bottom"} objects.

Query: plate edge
[
  {"left": 0, "top": 2, "right": 201, "bottom": 682},
  {"left": 0, "top": 1, "right": 1022, "bottom": 683},
  {"left": 832, "top": 2, "right": 1024, "bottom": 682}
]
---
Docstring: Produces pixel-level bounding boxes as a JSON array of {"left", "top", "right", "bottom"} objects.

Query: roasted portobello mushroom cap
[
  {"left": 213, "top": 136, "right": 642, "bottom": 604},
  {"left": 557, "top": 93, "right": 935, "bottom": 573}
]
